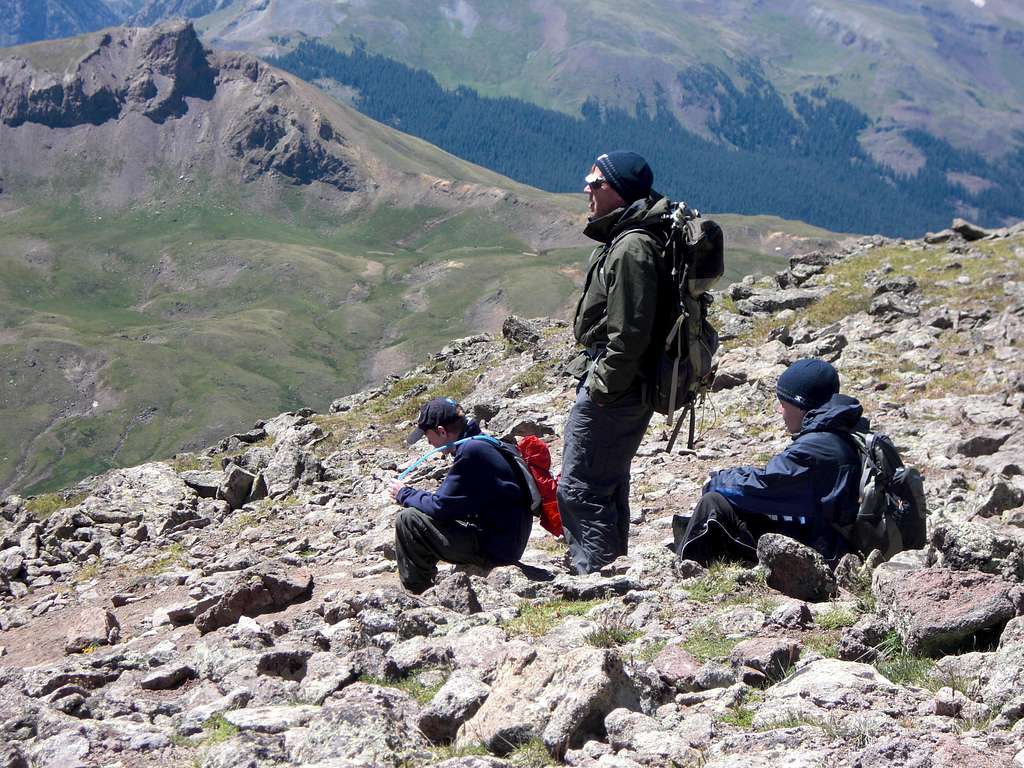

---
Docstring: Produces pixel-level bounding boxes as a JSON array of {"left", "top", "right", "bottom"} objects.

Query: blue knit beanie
[
  {"left": 594, "top": 151, "right": 653, "bottom": 203},
  {"left": 776, "top": 359, "right": 840, "bottom": 411}
]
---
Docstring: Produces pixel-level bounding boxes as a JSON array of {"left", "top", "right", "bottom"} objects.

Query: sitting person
[
  {"left": 675, "top": 358, "right": 865, "bottom": 566},
  {"left": 388, "top": 397, "right": 533, "bottom": 593}
]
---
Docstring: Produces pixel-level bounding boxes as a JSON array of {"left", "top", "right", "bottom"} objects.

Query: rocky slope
[{"left": 1, "top": 217, "right": 1023, "bottom": 767}]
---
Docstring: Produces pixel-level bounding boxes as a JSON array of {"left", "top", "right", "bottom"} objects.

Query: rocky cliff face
[
  {"left": 1, "top": 219, "right": 1023, "bottom": 766},
  {"left": 0, "top": 21, "right": 362, "bottom": 194}
]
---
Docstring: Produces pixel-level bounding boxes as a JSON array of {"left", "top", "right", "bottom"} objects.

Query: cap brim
[{"left": 406, "top": 427, "right": 426, "bottom": 446}]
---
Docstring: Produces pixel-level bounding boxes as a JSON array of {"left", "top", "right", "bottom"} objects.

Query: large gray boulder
[
  {"left": 757, "top": 534, "right": 836, "bottom": 602},
  {"left": 418, "top": 670, "right": 491, "bottom": 743},
  {"left": 194, "top": 564, "right": 313, "bottom": 634},
  {"left": 931, "top": 520, "right": 1024, "bottom": 583},
  {"left": 983, "top": 616, "right": 1024, "bottom": 723},
  {"left": 874, "top": 564, "right": 1023, "bottom": 655},
  {"left": 457, "top": 646, "right": 652, "bottom": 758},
  {"left": 291, "top": 683, "right": 428, "bottom": 766},
  {"left": 753, "top": 658, "right": 901, "bottom": 729}
]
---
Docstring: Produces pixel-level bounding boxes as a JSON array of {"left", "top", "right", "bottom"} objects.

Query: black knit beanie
[
  {"left": 594, "top": 151, "right": 653, "bottom": 203},
  {"left": 776, "top": 358, "right": 840, "bottom": 411}
]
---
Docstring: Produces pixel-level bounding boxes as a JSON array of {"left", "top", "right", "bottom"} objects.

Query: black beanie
[
  {"left": 594, "top": 151, "right": 653, "bottom": 203},
  {"left": 776, "top": 358, "right": 840, "bottom": 411}
]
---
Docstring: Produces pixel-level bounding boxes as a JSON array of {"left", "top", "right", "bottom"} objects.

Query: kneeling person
[
  {"left": 388, "top": 397, "right": 533, "bottom": 594},
  {"left": 675, "top": 358, "right": 864, "bottom": 566}
]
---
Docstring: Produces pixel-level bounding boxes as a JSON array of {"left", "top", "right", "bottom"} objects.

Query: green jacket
[{"left": 570, "top": 194, "right": 671, "bottom": 405}]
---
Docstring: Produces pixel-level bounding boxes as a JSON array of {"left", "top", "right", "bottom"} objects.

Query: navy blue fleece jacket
[
  {"left": 396, "top": 421, "right": 532, "bottom": 565},
  {"left": 706, "top": 394, "right": 866, "bottom": 559}
]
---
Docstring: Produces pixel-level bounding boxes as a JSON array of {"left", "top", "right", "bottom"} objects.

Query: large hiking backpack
[
  {"left": 643, "top": 203, "right": 724, "bottom": 450},
  {"left": 836, "top": 431, "right": 928, "bottom": 560},
  {"left": 516, "top": 435, "right": 562, "bottom": 537}
]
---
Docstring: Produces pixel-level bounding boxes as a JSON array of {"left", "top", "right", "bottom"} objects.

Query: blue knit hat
[
  {"left": 594, "top": 151, "right": 653, "bottom": 203},
  {"left": 776, "top": 359, "right": 840, "bottom": 411}
]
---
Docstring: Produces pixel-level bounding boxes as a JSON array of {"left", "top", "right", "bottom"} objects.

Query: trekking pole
[{"left": 666, "top": 403, "right": 691, "bottom": 453}]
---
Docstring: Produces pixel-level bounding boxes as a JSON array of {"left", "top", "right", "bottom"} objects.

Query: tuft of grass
[
  {"left": 359, "top": 667, "right": 449, "bottom": 704},
  {"left": 24, "top": 491, "right": 87, "bottom": 519},
  {"left": 507, "top": 737, "right": 554, "bottom": 767},
  {"left": 585, "top": 625, "right": 641, "bottom": 649},
  {"left": 873, "top": 633, "right": 937, "bottom": 688},
  {"left": 632, "top": 639, "right": 668, "bottom": 663},
  {"left": 427, "top": 743, "right": 491, "bottom": 762},
  {"left": 223, "top": 503, "right": 271, "bottom": 533},
  {"left": 802, "top": 631, "right": 841, "bottom": 659},
  {"left": 719, "top": 690, "right": 764, "bottom": 729},
  {"left": 167, "top": 453, "right": 217, "bottom": 473},
  {"left": 817, "top": 605, "right": 859, "bottom": 630},
  {"left": 682, "top": 622, "right": 742, "bottom": 661},
  {"left": 848, "top": 570, "right": 876, "bottom": 615},
  {"left": 141, "top": 542, "right": 189, "bottom": 575},
  {"left": 502, "top": 598, "right": 604, "bottom": 637},
  {"left": 685, "top": 560, "right": 744, "bottom": 603},
  {"left": 201, "top": 714, "right": 239, "bottom": 746},
  {"left": 510, "top": 360, "right": 555, "bottom": 395},
  {"left": 73, "top": 561, "right": 102, "bottom": 583}
]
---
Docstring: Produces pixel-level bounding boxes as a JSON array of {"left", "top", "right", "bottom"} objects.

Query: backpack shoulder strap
[{"left": 466, "top": 436, "right": 541, "bottom": 514}]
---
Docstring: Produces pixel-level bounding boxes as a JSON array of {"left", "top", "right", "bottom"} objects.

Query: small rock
[
  {"left": 418, "top": 671, "right": 491, "bottom": 742},
  {"left": 654, "top": 644, "right": 702, "bottom": 691},
  {"left": 140, "top": 663, "right": 197, "bottom": 691},
  {"left": 64, "top": 608, "right": 119, "bottom": 654},
  {"left": 729, "top": 637, "right": 801, "bottom": 681},
  {"left": 433, "top": 571, "right": 482, "bottom": 615},
  {"left": 768, "top": 601, "right": 813, "bottom": 629},
  {"left": 223, "top": 705, "right": 319, "bottom": 733}
]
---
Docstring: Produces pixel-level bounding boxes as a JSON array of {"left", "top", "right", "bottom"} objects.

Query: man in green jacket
[{"left": 558, "top": 150, "right": 668, "bottom": 574}]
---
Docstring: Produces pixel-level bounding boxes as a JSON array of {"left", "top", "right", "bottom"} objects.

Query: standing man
[{"left": 558, "top": 151, "right": 671, "bottom": 574}]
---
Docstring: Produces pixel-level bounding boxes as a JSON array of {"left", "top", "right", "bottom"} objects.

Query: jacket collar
[{"left": 582, "top": 193, "right": 668, "bottom": 244}]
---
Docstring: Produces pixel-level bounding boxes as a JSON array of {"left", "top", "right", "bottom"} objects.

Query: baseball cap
[{"left": 405, "top": 397, "right": 464, "bottom": 445}]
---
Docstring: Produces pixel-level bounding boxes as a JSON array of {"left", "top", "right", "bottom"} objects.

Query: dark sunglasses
[{"left": 584, "top": 173, "right": 607, "bottom": 191}]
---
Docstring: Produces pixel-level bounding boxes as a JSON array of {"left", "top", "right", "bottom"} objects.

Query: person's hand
[{"left": 387, "top": 478, "right": 406, "bottom": 502}]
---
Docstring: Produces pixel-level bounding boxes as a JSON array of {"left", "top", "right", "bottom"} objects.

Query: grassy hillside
[{"left": 0, "top": 185, "right": 815, "bottom": 497}]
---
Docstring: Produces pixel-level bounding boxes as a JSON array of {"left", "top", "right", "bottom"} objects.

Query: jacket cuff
[{"left": 396, "top": 486, "right": 413, "bottom": 506}]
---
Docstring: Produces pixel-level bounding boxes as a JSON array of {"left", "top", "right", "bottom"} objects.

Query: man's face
[
  {"left": 584, "top": 164, "right": 626, "bottom": 219},
  {"left": 425, "top": 426, "right": 451, "bottom": 449},
  {"left": 778, "top": 399, "right": 806, "bottom": 435}
]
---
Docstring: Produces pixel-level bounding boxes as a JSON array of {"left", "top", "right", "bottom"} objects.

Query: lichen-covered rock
[
  {"left": 457, "top": 646, "right": 650, "bottom": 758},
  {"left": 874, "top": 565, "right": 1022, "bottom": 655},
  {"left": 194, "top": 565, "right": 312, "bottom": 634},
  {"left": 931, "top": 520, "right": 1024, "bottom": 582},
  {"left": 756, "top": 534, "right": 836, "bottom": 602},
  {"left": 418, "top": 670, "right": 491, "bottom": 743},
  {"left": 291, "top": 683, "right": 428, "bottom": 766}
]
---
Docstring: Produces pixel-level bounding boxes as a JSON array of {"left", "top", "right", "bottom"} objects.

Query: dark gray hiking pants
[
  {"left": 394, "top": 507, "right": 491, "bottom": 593},
  {"left": 557, "top": 384, "right": 653, "bottom": 575}
]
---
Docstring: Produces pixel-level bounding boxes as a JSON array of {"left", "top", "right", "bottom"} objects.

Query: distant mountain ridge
[
  {"left": 0, "top": 21, "right": 827, "bottom": 497},
  {"left": 4, "top": 0, "right": 1018, "bottom": 235},
  {"left": 0, "top": 0, "right": 119, "bottom": 47}
]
